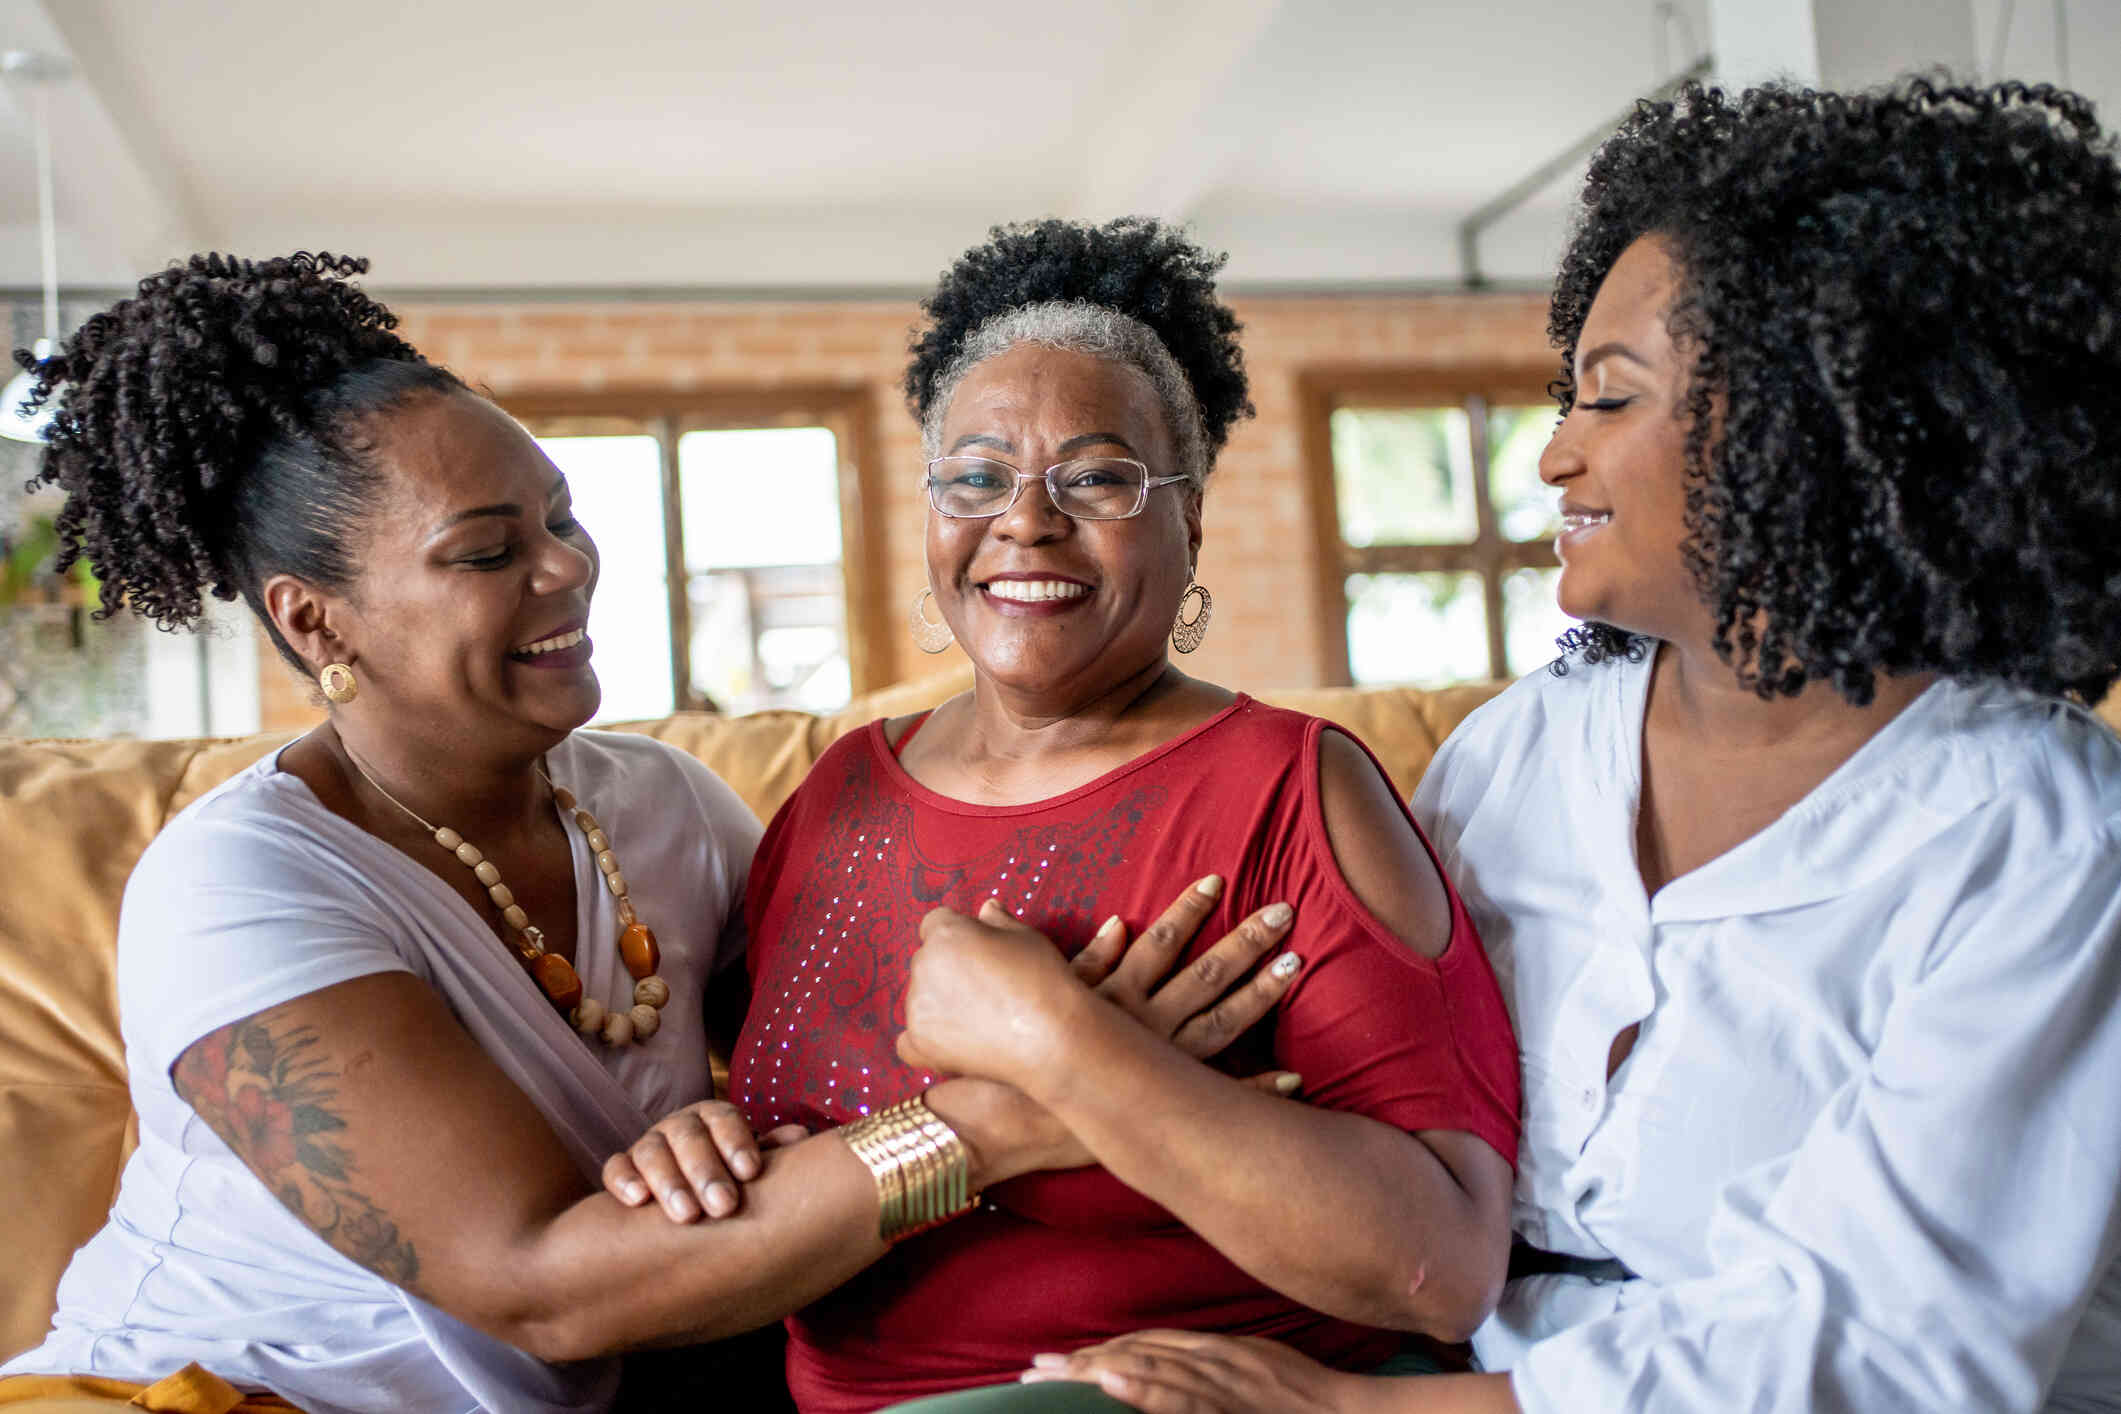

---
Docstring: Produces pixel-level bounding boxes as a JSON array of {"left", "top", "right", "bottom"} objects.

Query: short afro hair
[
  {"left": 22, "top": 252, "right": 460, "bottom": 667},
  {"left": 905, "top": 217, "right": 1253, "bottom": 479},
  {"left": 1550, "top": 79, "right": 2121, "bottom": 705}
]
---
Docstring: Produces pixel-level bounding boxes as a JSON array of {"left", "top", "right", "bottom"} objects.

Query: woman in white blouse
[{"left": 1024, "top": 80, "right": 2121, "bottom": 1414}]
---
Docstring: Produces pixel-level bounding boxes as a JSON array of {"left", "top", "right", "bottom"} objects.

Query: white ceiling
[{"left": 0, "top": 0, "right": 2110, "bottom": 296}]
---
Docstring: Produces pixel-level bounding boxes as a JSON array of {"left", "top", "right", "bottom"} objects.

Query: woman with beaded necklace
[{"left": 0, "top": 253, "right": 1301, "bottom": 1414}]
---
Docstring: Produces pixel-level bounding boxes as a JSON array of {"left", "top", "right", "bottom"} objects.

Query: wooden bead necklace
[{"left": 342, "top": 747, "right": 669, "bottom": 1046}]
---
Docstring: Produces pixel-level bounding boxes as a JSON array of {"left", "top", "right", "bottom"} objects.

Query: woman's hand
[
  {"left": 1072, "top": 876, "right": 1301, "bottom": 1056},
  {"left": 1020, "top": 1333, "right": 1517, "bottom": 1414},
  {"left": 898, "top": 878, "right": 1301, "bottom": 1088},
  {"left": 1019, "top": 1330, "right": 1365, "bottom": 1414},
  {"left": 601, "top": 1100, "right": 809, "bottom": 1223}
]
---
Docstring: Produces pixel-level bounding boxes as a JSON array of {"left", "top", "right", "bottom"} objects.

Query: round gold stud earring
[
  {"left": 910, "top": 587, "right": 954, "bottom": 655},
  {"left": 319, "top": 662, "right": 359, "bottom": 704}
]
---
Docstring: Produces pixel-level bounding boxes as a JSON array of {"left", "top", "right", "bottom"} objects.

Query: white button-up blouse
[{"left": 1414, "top": 650, "right": 2121, "bottom": 1412}]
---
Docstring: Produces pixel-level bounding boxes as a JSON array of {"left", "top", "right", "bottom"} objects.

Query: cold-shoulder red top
[{"left": 730, "top": 696, "right": 1519, "bottom": 1412}]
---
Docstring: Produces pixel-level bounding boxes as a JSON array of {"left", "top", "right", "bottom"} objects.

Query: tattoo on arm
[{"left": 173, "top": 1015, "right": 422, "bottom": 1291}]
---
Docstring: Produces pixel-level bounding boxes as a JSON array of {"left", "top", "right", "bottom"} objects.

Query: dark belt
[{"left": 1508, "top": 1237, "right": 1635, "bottom": 1285}]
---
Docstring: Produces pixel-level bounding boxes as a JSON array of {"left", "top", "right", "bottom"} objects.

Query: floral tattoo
[{"left": 173, "top": 1015, "right": 421, "bottom": 1290}]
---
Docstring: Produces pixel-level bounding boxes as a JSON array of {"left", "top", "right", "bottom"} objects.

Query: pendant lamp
[{"left": 0, "top": 51, "right": 70, "bottom": 443}]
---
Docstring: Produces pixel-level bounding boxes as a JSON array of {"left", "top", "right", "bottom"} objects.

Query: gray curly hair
[{"left": 918, "top": 300, "right": 1212, "bottom": 491}]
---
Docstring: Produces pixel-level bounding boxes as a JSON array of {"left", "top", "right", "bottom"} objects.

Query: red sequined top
[{"left": 730, "top": 696, "right": 1520, "bottom": 1412}]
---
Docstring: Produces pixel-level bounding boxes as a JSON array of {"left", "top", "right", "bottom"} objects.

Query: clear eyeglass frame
[{"left": 921, "top": 455, "right": 1191, "bottom": 521}]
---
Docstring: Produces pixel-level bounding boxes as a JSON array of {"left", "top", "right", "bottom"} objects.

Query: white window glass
[
  {"left": 1488, "top": 405, "right": 1562, "bottom": 543},
  {"left": 1331, "top": 408, "right": 1478, "bottom": 546},
  {"left": 1345, "top": 571, "right": 1491, "bottom": 687},
  {"left": 1502, "top": 567, "right": 1579, "bottom": 677},
  {"left": 678, "top": 427, "right": 848, "bottom": 714},
  {"left": 535, "top": 435, "right": 675, "bottom": 722}
]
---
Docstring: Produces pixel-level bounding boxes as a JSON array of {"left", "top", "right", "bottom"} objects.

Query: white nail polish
[{"left": 1271, "top": 951, "right": 1301, "bottom": 978}]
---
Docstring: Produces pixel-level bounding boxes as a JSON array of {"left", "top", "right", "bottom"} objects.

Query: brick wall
[{"left": 278, "top": 291, "right": 1547, "bottom": 730}]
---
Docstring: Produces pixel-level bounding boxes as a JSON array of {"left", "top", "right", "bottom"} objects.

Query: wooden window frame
[
  {"left": 1299, "top": 366, "right": 1560, "bottom": 687},
  {"left": 506, "top": 386, "right": 891, "bottom": 712}
]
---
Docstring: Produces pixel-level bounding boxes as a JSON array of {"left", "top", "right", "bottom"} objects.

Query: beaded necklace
[{"left": 342, "top": 746, "right": 669, "bottom": 1046}]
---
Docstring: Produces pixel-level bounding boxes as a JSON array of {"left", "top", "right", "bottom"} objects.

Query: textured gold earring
[
  {"left": 910, "top": 588, "right": 954, "bottom": 655},
  {"left": 1171, "top": 582, "right": 1212, "bottom": 654},
  {"left": 319, "top": 662, "right": 359, "bottom": 704}
]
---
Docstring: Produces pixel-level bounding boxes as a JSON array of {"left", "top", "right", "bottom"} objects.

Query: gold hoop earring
[
  {"left": 1171, "top": 582, "right": 1212, "bottom": 654},
  {"left": 319, "top": 662, "right": 359, "bottom": 704},
  {"left": 909, "top": 588, "right": 954, "bottom": 655}
]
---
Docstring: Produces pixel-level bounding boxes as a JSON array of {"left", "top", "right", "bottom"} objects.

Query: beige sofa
[{"left": 0, "top": 666, "right": 1516, "bottom": 1364}]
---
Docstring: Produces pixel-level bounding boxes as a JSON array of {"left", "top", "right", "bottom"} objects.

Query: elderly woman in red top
[{"left": 715, "top": 218, "right": 1519, "bottom": 1410}]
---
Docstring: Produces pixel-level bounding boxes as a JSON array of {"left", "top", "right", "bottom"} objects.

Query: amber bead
[
  {"left": 619, "top": 923, "right": 661, "bottom": 979},
  {"left": 530, "top": 953, "right": 583, "bottom": 1011}
]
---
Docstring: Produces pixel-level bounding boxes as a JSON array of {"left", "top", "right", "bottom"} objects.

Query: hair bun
[{"left": 27, "top": 251, "right": 428, "bottom": 631}]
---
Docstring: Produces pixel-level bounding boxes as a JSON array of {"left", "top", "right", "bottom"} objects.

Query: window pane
[
  {"left": 1331, "top": 408, "right": 1478, "bottom": 546},
  {"left": 679, "top": 427, "right": 843, "bottom": 569},
  {"left": 679, "top": 428, "right": 848, "bottom": 714},
  {"left": 1502, "top": 567, "right": 1580, "bottom": 677},
  {"left": 1488, "top": 404, "right": 1561, "bottom": 543},
  {"left": 1345, "top": 571, "right": 1490, "bottom": 686},
  {"left": 536, "top": 434, "right": 676, "bottom": 722}
]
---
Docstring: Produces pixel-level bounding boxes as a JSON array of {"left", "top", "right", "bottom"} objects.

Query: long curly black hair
[
  {"left": 905, "top": 217, "right": 1254, "bottom": 463},
  {"left": 20, "top": 251, "right": 461, "bottom": 667},
  {"left": 1550, "top": 79, "right": 2121, "bottom": 704}
]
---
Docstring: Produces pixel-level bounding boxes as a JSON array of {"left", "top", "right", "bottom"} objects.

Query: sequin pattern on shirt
[{"left": 733, "top": 744, "right": 1163, "bottom": 1130}]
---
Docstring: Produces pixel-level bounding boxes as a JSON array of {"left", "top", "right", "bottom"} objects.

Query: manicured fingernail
[
  {"left": 665, "top": 1189, "right": 699, "bottom": 1220},
  {"left": 704, "top": 1182, "right": 736, "bottom": 1216},
  {"left": 732, "top": 1151, "right": 760, "bottom": 1180},
  {"left": 1270, "top": 951, "right": 1302, "bottom": 979},
  {"left": 1274, "top": 1072, "right": 1303, "bottom": 1094},
  {"left": 1030, "top": 1353, "right": 1068, "bottom": 1369},
  {"left": 1195, "top": 874, "right": 1224, "bottom": 899},
  {"left": 620, "top": 1180, "right": 647, "bottom": 1204},
  {"left": 1019, "top": 1371, "right": 1058, "bottom": 1384},
  {"left": 1096, "top": 915, "right": 1123, "bottom": 938},
  {"left": 1262, "top": 902, "right": 1293, "bottom": 928}
]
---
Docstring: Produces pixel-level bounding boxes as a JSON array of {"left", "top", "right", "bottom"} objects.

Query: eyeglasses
[{"left": 921, "top": 456, "right": 1189, "bottom": 521}]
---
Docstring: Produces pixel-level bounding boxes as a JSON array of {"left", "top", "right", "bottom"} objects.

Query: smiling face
[
  {"left": 309, "top": 389, "right": 603, "bottom": 755},
  {"left": 927, "top": 343, "right": 1200, "bottom": 703},
  {"left": 1539, "top": 235, "right": 1709, "bottom": 645}
]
